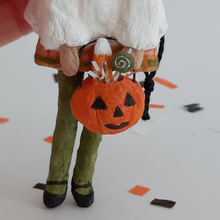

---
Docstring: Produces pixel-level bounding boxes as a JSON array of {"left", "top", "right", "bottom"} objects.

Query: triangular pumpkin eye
[
  {"left": 92, "top": 96, "right": 108, "bottom": 110},
  {"left": 124, "top": 93, "right": 136, "bottom": 106}
]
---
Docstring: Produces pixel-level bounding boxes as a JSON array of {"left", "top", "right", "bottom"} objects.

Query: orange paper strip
[
  {"left": 154, "top": 77, "right": 178, "bottom": 89},
  {"left": 149, "top": 104, "right": 165, "bottom": 108},
  {"left": 0, "top": 118, "right": 9, "bottom": 123},
  {"left": 44, "top": 136, "right": 53, "bottom": 143},
  {"left": 129, "top": 185, "right": 150, "bottom": 196}
]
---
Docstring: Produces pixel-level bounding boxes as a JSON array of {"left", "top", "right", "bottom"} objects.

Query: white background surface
[{"left": 1, "top": 1, "right": 220, "bottom": 219}]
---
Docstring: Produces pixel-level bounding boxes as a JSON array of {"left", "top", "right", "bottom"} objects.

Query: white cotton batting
[{"left": 24, "top": 0, "right": 168, "bottom": 50}]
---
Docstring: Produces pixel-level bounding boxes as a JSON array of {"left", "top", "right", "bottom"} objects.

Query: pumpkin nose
[{"left": 113, "top": 106, "right": 124, "bottom": 118}]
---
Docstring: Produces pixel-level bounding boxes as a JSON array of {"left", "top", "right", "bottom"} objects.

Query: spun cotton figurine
[{"left": 24, "top": 0, "right": 167, "bottom": 208}]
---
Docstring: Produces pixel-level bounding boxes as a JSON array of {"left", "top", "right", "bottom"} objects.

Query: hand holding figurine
[{"left": 0, "top": 0, "right": 32, "bottom": 47}]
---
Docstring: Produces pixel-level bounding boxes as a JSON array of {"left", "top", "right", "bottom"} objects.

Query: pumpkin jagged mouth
[{"left": 105, "top": 122, "right": 129, "bottom": 130}]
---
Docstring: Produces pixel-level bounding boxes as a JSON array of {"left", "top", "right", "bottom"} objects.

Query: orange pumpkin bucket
[
  {"left": 70, "top": 38, "right": 146, "bottom": 135},
  {"left": 70, "top": 76, "right": 145, "bottom": 134}
]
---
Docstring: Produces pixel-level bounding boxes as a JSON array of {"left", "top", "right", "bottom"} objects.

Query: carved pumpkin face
[{"left": 71, "top": 76, "right": 145, "bottom": 134}]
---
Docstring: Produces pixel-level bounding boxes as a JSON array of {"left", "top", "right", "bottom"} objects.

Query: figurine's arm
[
  {"left": 121, "top": 47, "right": 144, "bottom": 70},
  {"left": 59, "top": 45, "right": 79, "bottom": 76},
  {"left": 60, "top": 44, "right": 144, "bottom": 76}
]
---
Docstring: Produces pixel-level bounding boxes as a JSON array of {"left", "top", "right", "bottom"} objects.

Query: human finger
[{"left": 0, "top": 0, "right": 32, "bottom": 47}]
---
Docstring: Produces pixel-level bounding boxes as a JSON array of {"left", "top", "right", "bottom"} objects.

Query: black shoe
[
  {"left": 43, "top": 181, "right": 68, "bottom": 208},
  {"left": 71, "top": 182, "right": 94, "bottom": 208}
]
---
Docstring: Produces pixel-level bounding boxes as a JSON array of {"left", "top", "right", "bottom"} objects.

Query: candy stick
[
  {"left": 87, "top": 70, "right": 98, "bottom": 79},
  {"left": 108, "top": 71, "right": 114, "bottom": 82},
  {"left": 125, "top": 69, "right": 141, "bottom": 78},
  {"left": 91, "top": 61, "right": 100, "bottom": 72},
  {"left": 105, "top": 71, "right": 109, "bottom": 83},
  {"left": 101, "top": 62, "right": 106, "bottom": 79},
  {"left": 128, "top": 48, "right": 132, "bottom": 54},
  {"left": 113, "top": 71, "right": 121, "bottom": 82},
  {"left": 86, "top": 71, "right": 102, "bottom": 84},
  {"left": 91, "top": 62, "right": 101, "bottom": 79}
]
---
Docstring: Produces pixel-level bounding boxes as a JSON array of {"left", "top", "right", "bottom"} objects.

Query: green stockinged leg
[
  {"left": 43, "top": 70, "right": 102, "bottom": 208},
  {"left": 72, "top": 126, "right": 101, "bottom": 207}
]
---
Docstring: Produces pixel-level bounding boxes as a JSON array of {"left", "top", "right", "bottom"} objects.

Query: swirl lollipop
[{"left": 110, "top": 51, "right": 135, "bottom": 73}]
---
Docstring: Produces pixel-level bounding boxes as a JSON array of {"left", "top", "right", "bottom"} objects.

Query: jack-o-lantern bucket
[{"left": 71, "top": 76, "right": 145, "bottom": 135}]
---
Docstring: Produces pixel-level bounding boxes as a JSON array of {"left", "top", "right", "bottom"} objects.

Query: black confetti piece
[
  {"left": 184, "top": 103, "right": 203, "bottom": 113},
  {"left": 151, "top": 198, "right": 176, "bottom": 208}
]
